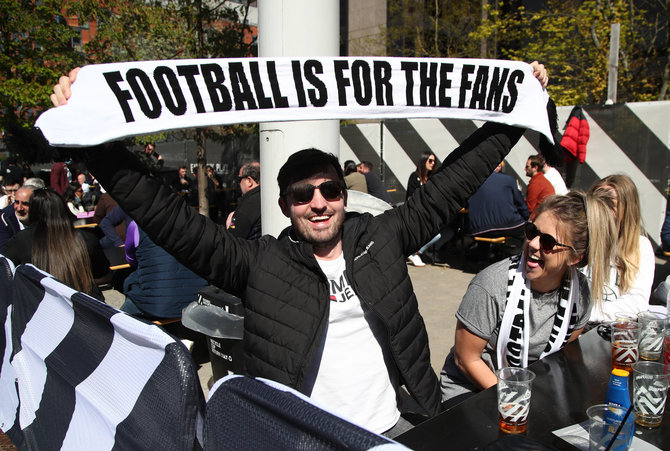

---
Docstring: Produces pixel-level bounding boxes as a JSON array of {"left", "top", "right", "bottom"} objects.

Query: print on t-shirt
[{"left": 329, "top": 272, "right": 355, "bottom": 303}]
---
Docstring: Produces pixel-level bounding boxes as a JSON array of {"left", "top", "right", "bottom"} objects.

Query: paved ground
[{"left": 103, "top": 262, "right": 476, "bottom": 398}]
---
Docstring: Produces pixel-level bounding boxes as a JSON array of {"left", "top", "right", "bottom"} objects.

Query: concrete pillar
[{"left": 258, "top": 0, "right": 340, "bottom": 237}]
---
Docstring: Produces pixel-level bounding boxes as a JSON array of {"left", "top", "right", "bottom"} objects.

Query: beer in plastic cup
[
  {"left": 663, "top": 328, "right": 670, "bottom": 366},
  {"left": 496, "top": 367, "right": 535, "bottom": 434},
  {"left": 637, "top": 311, "right": 668, "bottom": 361},
  {"left": 631, "top": 361, "right": 670, "bottom": 427},
  {"left": 611, "top": 321, "right": 638, "bottom": 371}
]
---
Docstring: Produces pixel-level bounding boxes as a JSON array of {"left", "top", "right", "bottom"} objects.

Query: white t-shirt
[
  {"left": 0, "top": 195, "right": 10, "bottom": 210},
  {"left": 311, "top": 254, "right": 400, "bottom": 433},
  {"left": 15, "top": 211, "right": 25, "bottom": 231},
  {"left": 543, "top": 167, "right": 568, "bottom": 195}
]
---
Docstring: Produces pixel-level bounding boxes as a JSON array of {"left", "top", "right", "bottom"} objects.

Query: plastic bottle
[{"left": 604, "top": 369, "right": 634, "bottom": 450}]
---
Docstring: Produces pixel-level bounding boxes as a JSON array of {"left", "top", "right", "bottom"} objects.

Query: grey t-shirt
[{"left": 440, "top": 257, "right": 591, "bottom": 402}]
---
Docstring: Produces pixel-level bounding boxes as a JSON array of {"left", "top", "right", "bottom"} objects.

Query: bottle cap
[{"left": 612, "top": 369, "right": 629, "bottom": 377}]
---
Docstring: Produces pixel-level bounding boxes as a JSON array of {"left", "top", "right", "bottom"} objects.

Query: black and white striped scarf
[{"left": 496, "top": 253, "right": 578, "bottom": 369}]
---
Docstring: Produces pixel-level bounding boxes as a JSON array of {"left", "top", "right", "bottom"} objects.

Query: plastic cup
[
  {"left": 587, "top": 404, "right": 633, "bottom": 451},
  {"left": 631, "top": 361, "right": 670, "bottom": 427},
  {"left": 496, "top": 367, "right": 535, "bottom": 434},
  {"left": 615, "top": 312, "right": 637, "bottom": 323},
  {"left": 663, "top": 328, "right": 670, "bottom": 366},
  {"left": 637, "top": 311, "right": 668, "bottom": 361},
  {"left": 611, "top": 321, "right": 639, "bottom": 372}
]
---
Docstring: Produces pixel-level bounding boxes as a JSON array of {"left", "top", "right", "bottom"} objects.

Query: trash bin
[{"left": 181, "top": 285, "right": 244, "bottom": 382}]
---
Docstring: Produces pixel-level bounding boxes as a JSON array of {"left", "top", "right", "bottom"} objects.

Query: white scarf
[
  {"left": 496, "top": 253, "right": 579, "bottom": 369},
  {"left": 34, "top": 57, "right": 553, "bottom": 147}
]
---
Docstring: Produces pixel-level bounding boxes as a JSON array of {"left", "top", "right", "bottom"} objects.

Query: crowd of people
[
  {"left": 3, "top": 58, "right": 663, "bottom": 440},
  {"left": 0, "top": 145, "right": 257, "bottom": 313}
]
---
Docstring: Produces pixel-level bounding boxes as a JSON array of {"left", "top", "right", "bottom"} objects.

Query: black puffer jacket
[{"left": 86, "top": 122, "right": 523, "bottom": 418}]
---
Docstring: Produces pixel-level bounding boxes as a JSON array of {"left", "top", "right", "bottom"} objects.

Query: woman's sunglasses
[
  {"left": 286, "top": 180, "right": 344, "bottom": 204},
  {"left": 524, "top": 222, "right": 575, "bottom": 253}
]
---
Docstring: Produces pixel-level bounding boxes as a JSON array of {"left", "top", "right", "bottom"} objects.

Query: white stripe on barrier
[
  {"left": 14, "top": 286, "right": 75, "bottom": 428},
  {"left": 62, "top": 312, "right": 172, "bottom": 450},
  {"left": 582, "top": 109, "right": 666, "bottom": 245}
]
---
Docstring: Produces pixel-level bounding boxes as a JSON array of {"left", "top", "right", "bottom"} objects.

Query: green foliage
[
  {"left": 76, "top": 0, "right": 195, "bottom": 62},
  {"left": 78, "top": 0, "right": 257, "bottom": 146},
  {"left": 0, "top": 0, "right": 85, "bottom": 135},
  {"left": 383, "top": 0, "right": 668, "bottom": 104},
  {"left": 473, "top": 0, "right": 668, "bottom": 105},
  {"left": 385, "top": 0, "right": 482, "bottom": 57}
]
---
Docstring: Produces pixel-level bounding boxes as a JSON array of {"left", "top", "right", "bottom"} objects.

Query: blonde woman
[
  {"left": 587, "top": 174, "right": 655, "bottom": 322},
  {"left": 440, "top": 192, "right": 616, "bottom": 407}
]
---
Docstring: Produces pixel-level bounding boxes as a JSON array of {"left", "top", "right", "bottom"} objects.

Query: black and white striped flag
[{"left": 0, "top": 258, "right": 205, "bottom": 450}]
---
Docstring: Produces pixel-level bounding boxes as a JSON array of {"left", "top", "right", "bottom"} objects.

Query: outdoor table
[
  {"left": 396, "top": 328, "right": 670, "bottom": 450},
  {"left": 76, "top": 210, "right": 95, "bottom": 219}
]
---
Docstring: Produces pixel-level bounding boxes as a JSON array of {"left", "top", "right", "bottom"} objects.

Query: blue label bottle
[{"left": 604, "top": 369, "right": 634, "bottom": 450}]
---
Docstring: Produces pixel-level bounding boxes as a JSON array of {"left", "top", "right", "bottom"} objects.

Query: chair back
[{"left": 204, "top": 375, "right": 407, "bottom": 450}]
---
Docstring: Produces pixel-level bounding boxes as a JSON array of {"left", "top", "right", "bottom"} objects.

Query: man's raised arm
[{"left": 47, "top": 67, "right": 254, "bottom": 296}]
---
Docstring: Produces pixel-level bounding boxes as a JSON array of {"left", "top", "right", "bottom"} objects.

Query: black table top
[{"left": 396, "top": 329, "right": 670, "bottom": 450}]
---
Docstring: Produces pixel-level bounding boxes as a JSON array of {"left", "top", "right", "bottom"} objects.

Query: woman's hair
[
  {"left": 533, "top": 190, "right": 617, "bottom": 305},
  {"left": 416, "top": 151, "right": 435, "bottom": 184},
  {"left": 63, "top": 181, "right": 82, "bottom": 204},
  {"left": 343, "top": 160, "right": 358, "bottom": 176},
  {"left": 589, "top": 174, "right": 641, "bottom": 294},
  {"left": 29, "top": 188, "right": 97, "bottom": 295}
]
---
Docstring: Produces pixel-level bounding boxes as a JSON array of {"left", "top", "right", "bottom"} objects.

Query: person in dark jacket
[
  {"left": 228, "top": 161, "right": 261, "bottom": 240},
  {"left": 50, "top": 61, "right": 548, "bottom": 437},
  {"left": 93, "top": 191, "right": 125, "bottom": 248},
  {"left": 467, "top": 161, "right": 529, "bottom": 261},
  {"left": 134, "top": 142, "right": 164, "bottom": 175},
  {"left": 406, "top": 151, "right": 436, "bottom": 200},
  {"left": 406, "top": 152, "right": 438, "bottom": 267},
  {"left": 0, "top": 186, "right": 34, "bottom": 251},
  {"left": 121, "top": 221, "right": 207, "bottom": 318},
  {"left": 100, "top": 205, "right": 132, "bottom": 248},
  {"left": 0, "top": 204, "right": 21, "bottom": 251},
  {"left": 357, "top": 161, "right": 392, "bottom": 203}
]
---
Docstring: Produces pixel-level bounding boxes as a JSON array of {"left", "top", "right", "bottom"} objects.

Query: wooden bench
[
  {"left": 473, "top": 236, "right": 510, "bottom": 244},
  {"left": 152, "top": 318, "right": 181, "bottom": 327},
  {"left": 74, "top": 222, "right": 99, "bottom": 229}
]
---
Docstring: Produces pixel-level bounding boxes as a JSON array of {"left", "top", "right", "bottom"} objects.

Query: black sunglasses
[
  {"left": 524, "top": 222, "right": 575, "bottom": 253},
  {"left": 286, "top": 180, "right": 344, "bottom": 204}
]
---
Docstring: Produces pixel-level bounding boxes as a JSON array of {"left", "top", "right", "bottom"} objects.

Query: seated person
[
  {"left": 100, "top": 204, "right": 132, "bottom": 248},
  {"left": 63, "top": 182, "right": 87, "bottom": 225},
  {"left": 343, "top": 160, "right": 367, "bottom": 193},
  {"left": 93, "top": 191, "right": 126, "bottom": 248},
  {"left": 467, "top": 161, "right": 529, "bottom": 261},
  {"left": 440, "top": 192, "right": 616, "bottom": 409},
  {"left": 120, "top": 221, "right": 207, "bottom": 319},
  {"left": 0, "top": 185, "right": 34, "bottom": 251},
  {"left": 586, "top": 174, "right": 655, "bottom": 323},
  {"left": 3, "top": 188, "right": 109, "bottom": 301}
]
